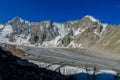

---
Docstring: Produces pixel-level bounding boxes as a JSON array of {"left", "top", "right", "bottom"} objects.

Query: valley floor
[{"left": 16, "top": 45, "right": 120, "bottom": 71}]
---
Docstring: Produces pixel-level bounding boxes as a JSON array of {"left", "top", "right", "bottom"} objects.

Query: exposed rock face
[
  {"left": 29, "top": 21, "right": 58, "bottom": 44},
  {"left": 1, "top": 15, "right": 120, "bottom": 53}
]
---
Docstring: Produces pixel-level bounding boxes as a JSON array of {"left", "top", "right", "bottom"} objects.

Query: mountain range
[{"left": 0, "top": 15, "right": 120, "bottom": 54}]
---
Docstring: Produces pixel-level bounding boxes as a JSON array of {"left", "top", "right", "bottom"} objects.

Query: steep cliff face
[{"left": 1, "top": 15, "right": 120, "bottom": 53}]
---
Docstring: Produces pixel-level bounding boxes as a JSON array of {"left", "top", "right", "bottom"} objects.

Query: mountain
[{"left": 0, "top": 15, "right": 120, "bottom": 54}]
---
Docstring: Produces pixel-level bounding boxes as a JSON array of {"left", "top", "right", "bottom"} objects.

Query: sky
[{"left": 0, "top": 0, "right": 120, "bottom": 24}]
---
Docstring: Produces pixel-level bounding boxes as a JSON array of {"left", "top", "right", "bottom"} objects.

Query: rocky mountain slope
[
  {"left": 0, "top": 15, "right": 120, "bottom": 54},
  {"left": 0, "top": 48, "right": 67, "bottom": 80}
]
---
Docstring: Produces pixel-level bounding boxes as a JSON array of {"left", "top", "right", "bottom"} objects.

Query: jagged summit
[
  {"left": 8, "top": 15, "right": 99, "bottom": 24},
  {"left": 9, "top": 16, "right": 24, "bottom": 22},
  {"left": 84, "top": 15, "right": 99, "bottom": 22},
  {"left": 8, "top": 16, "right": 30, "bottom": 24}
]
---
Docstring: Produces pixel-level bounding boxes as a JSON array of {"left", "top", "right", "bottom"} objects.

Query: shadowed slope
[{"left": 0, "top": 49, "right": 66, "bottom": 80}]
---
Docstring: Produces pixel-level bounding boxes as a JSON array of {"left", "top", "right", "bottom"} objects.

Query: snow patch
[
  {"left": 53, "top": 23, "right": 66, "bottom": 38},
  {"left": 68, "top": 41, "right": 82, "bottom": 48},
  {"left": 14, "top": 34, "right": 31, "bottom": 45},
  {"left": 0, "top": 24, "right": 4, "bottom": 29},
  {"left": 85, "top": 15, "right": 98, "bottom": 22},
  {"left": 98, "top": 70, "right": 117, "bottom": 75},
  {"left": 73, "top": 28, "right": 85, "bottom": 36},
  {"left": 73, "top": 28, "right": 81, "bottom": 36},
  {"left": 0, "top": 25, "right": 13, "bottom": 43},
  {"left": 40, "top": 26, "right": 43, "bottom": 30},
  {"left": 102, "top": 24, "right": 108, "bottom": 32},
  {"left": 70, "top": 21, "right": 78, "bottom": 24},
  {"left": 42, "top": 36, "right": 61, "bottom": 47},
  {"left": 1, "top": 25, "right": 13, "bottom": 37},
  {"left": 25, "top": 20, "right": 29, "bottom": 24},
  {"left": 99, "top": 23, "right": 108, "bottom": 35},
  {"left": 94, "top": 29, "right": 99, "bottom": 35},
  {"left": 19, "top": 17, "right": 24, "bottom": 23}
]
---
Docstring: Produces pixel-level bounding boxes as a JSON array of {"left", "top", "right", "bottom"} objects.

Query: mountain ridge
[
  {"left": 0, "top": 15, "right": 120, "bottom": 55},
  {"left": 6, "top": 15, "right": 100, "bottom": 24}
]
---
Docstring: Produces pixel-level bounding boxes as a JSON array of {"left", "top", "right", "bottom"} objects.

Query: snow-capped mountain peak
[
  {"left": 8, "top": 16, "right": 30, "bottom": 24},
  {"left": 11, "top": 16, "right": 23, "bottom": 22},
  {"left": 84, "top": 15, "right": 99, "bottom": 22}
]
